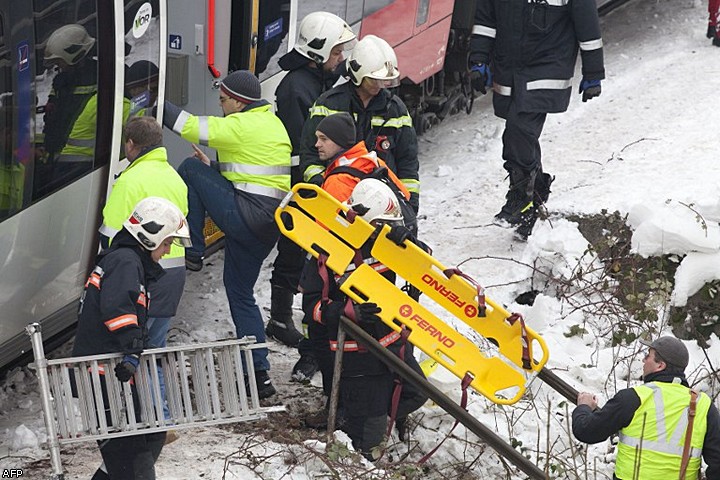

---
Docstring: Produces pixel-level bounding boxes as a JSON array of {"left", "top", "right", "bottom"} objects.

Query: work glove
[
  {"left": 114, "top": 354, "right": 140, "bottom": 382},
  {"left": 354, "top": 302, "right": 382, "bottom": 329},
  {"left": 386, "top": 224, "right": 412, "bottom": 246},
  {"left": 579, "top": 79, "right": 601, "bottom": 102},
  {"left": 470, "top": 64, "right": 492, "bottom": 94}
]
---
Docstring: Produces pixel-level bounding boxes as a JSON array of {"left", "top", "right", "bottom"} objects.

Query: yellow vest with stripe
[
  {"left": 58, "top": 92, "right": 98, "bottom": 163},
  {"left": 100, "top": 147, "right": 188, "bottom": 268},
  {"left": 616, "top": 382, "right": 711, "bottom": 480},
  {"left": 173, "top": 103, "right": 291, "bottom": 199}
]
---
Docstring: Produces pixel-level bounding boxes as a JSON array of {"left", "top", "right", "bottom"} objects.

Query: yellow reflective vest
[
  {"left": 616, "top": 382, "right": 711, "bottom": 480},
  {"left": 99, "top": 146, "right": 188, "bottom": 269},
  {"left": 57, "top": 92, "right": 98, "bottom": 163},
  {"left": 170, "top": 103, "right": 291, "bottom": 199}
]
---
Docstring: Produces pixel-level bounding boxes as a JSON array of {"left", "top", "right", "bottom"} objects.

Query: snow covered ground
[{"left": 2, "top": 0, "right": 720, "bottom": 478}]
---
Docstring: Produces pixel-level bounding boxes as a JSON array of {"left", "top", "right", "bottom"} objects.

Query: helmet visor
[
  {"left": 172, "top": 221, "right": 192, "bottom": 248},
  {"left": 366, "top": 77, "right": 401, "bottom": 89}
]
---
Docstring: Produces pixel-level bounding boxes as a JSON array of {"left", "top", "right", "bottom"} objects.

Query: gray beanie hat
[
  {"left": 640, "top": 336, "right": 689, "bottom": 370},
  {"left": 220, "top": 70, "right": 261, "bottom": 103},
  {"left": 316, "top": 112, "right": 356, "bottom": 149}
]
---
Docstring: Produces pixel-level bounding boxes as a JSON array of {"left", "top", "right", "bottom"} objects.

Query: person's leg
[
  {"left": 339, "top": 375, "right": 393, "bottom": 460},
  {"left": 146, "top": 316, "right": 171, "bottom": 420},
  {"left": 98, "top": 437, "right": 138, "bottom": 479},
  {"left": 177, "top": 158, "right": 236, "bottom": 259},
  {"left": 266, "top": 236, "right": 305, "bottom": 346}
]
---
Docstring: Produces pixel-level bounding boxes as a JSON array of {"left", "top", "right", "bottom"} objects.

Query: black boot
[
  {"left": 266, "top": 286, "right": 303, "bottom": 347},
  {"left": 708, "top": 24, "right": 717, "bottom": 39},
  {"left": 291, "top": 353, "right": 319, "bottom": 382},
  {"left": 245, "top": 370, "right": 276, "bottom": 399},
  {"left": 514, "top": 171, "right": 554, "bottom": 240},
  {"left": 495, "top": 168, "right": 536, "bottom": 226}
]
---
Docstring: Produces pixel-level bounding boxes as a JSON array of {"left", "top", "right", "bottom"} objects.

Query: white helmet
[
  {"left": 44, "top": 24, "right": 95, "bottom": 66},
  {"left": 346, "top": 35, "right": 399, "bottom": 86},
  {"left": 346, "top": 179, "right": 403, "bottom": 224},
  {"left": 123, "top": 197, "right": 191, "bottom": 250},
  {"left": 295, "top": 12, "right": 356, "bottom": 64}
]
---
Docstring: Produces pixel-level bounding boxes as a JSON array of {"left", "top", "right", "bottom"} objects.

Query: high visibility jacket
[
  {"left": 470, "top": 0, "right": 605, "bottom": 116},
  {"left": 168, "top": 101, "right": 291, "bottom": 200},
  {"left": 57, "top": 93, "right": 98, "bottom": 163},
  {"left": 299, "top": 82, "right": 420, "bottom": 212},
  {"left": 322, "top": 142, "right": 410, "bottom": 204},
  {"left": 0, "top": 163, "right": 24, "bottom": 212},
  {"left": 99, "top": 146, "right": 188, "bottom": 317},
  {"left": 72, "top": 230, "right": 163, "bottom": 357},
  {"left": 615, "top": 382, "right": 711, "bottom": 480}
]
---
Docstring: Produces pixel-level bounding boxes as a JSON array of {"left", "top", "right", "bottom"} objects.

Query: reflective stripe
[
  {"left": 159, "top": 256, "right": 186, "bottom": 269},
  {"left": 137, "top": 292, "right": 147, "bottom": 308},
  {"left": 618, "top": 433, "right": 702, "bottom": 459},
  {"left": 104, "top": 314, "right": 139, "bottom": 331},
  {"left": 304, "top": 165, "right": 326, "bottom": 182},
  {"left": 530, "top": 0, "right": 568, "bottom": 5},
  {"left": 56, "top": 154, "right": 93, "bottom": 163},
  {"left": 85, "top": 273, "right": 102, "bottom": 290},
  {"left": 370, "top": 115, "right": 413, "bottom": 129},
  {"left": 309, "top": 104, "right": 345, "bottom": 118},
  {"left": 580, "top": 38, "right": 603, "bottom": 51},
  {"left": 219, "top": 162, "right": 291, "bottom": 176},
  {"left": 64, "top": 138, "right": 96, "bottom": 148},
  {"left": 99, "top": 223, "right": 119, "bottom": 239},
  {"left": 312, "top": 301, "right": 322, "bottom": 323},
  {"left": 74, "top": 85, "right": 97, "bottom": 94},
  {"left": 472, "top": 24, "right": 496, "bottom": 38},
  {"left": 526, "top": 79, "right": 573, "bottom": 91},
  {"left": 402, "top": 178, "right": 420, "bottom": 194},
  {"left": 291, "top": 155, "right": 300, "bottom": 167},
  {"left": 330, "top": 331, "right": 402, "bottom": 351},
  {"left": 493, "top": 83, "right": 512, "bottom": 96},
  {"left": 233, "top": 182, "right": 287, "bottom": 199},
  {"left": 198, "top": 117, "right": 210, "bottom": 146},
  {"left": 172, "top": 110, "right": 191, "bottom": 135}
]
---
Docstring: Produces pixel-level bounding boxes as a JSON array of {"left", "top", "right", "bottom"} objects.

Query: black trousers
[
  {"left": 270, "top": 235, "right": 306, "bottom": 292},
  {"left": 501, "top": 108, "right": 547, "bottom": 174},
  {"left": 95, "top": 432, "right": 166, "bottom": 479}
]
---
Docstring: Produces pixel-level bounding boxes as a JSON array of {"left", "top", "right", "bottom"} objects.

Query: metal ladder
[{"left": 26, "top": 323, "right": 284, "bottom": 479}]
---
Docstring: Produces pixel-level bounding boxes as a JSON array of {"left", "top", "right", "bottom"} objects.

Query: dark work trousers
[
  {"left": 270, "top": 164, "right": 306, "bottom": 293},
  {"left": 388, "top": 342, "right": 429, "bottom": 421},
  {"left": 339, "top": 373, "right": 394, "bottom": 459},
  {"left": 305, "top": 319, "right": 333, "bottom": 396},
  {"left": 501, "top": 108, "right": 548, "bottom": 174}
]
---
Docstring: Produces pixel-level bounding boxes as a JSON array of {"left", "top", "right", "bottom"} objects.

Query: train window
[
  {"left": 31, "top": 0, "right": 99, "bottom": 201},
  {"left": 123, "top": 0, "right": 161, "bottom": 121},
  {"left": 416, "top": 0, "right": 430, "bottom": 26},
  {"left": 255, "top": 0, "right": 290, "bottom": 80},
  {"left": 0, "top": 12, "right": 17, "bottom": 220}
]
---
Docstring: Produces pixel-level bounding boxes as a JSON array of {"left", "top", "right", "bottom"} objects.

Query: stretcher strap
[{"left": 443, "top": 267, "right": 487, "bottom": 317}]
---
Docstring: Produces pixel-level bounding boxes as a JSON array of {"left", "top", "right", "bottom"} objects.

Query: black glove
[
  {"left": 578, "top": 79, "right": 601, "bottom": 102},
  {"left": 308, "top": 173, "right": 324, "bottom": 187},
  {"left": 386, "top": 224, "right": 412, "bottom": 246},
  {"left": 354, "top": 302, "right": 382, "bottom": 327},
  {"left": 470, "top": 64, "right": 492, "bottom": 94},
  {"left": 114, "top": 354, "right": 139, "bottom": 382}
]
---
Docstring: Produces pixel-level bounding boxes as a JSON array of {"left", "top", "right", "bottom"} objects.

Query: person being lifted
[
  {"left": 298, "top": 35, "right": 419, "bottom": 215},
  {"left": 267, "top": 11, "right": 356, "bottom": 350},
  {"left": 572, "top": 336, "right": 720, "bottom": 479},
  {"left": 162, "top": 70, "right": 292, "bottom": 399}
]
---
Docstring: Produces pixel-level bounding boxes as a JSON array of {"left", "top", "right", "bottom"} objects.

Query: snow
[{"left": 2, "top": 0, "right": 720, "bottom": 478}]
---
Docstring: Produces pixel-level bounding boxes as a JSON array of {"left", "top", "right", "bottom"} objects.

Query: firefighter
[
  {"left": 300, "top": 179, "right": 428, "bottom": 457},
  {"left": 469, "top": 0, "right": 605, "bottom": 239},
  {"left": 268, "top": 11, "right": 357, "bottom": 350},
  {"left": 162, "top": 70, "right": 292, "bottom": 399},
  {"left": 99, "top": 116, "right": 188, "bottom": 422},
  {"left": 298, "top": 35, "right": 420, "bottom": 214},
  {"left": 572, "top": 336, "right": 720, "bottom": 479},
  {"left": 72, "top": 197, "right": 191, "bottom": 480}
]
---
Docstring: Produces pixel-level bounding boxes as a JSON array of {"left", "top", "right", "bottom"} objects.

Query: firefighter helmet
[
  {"left": 44, "top": 24, "right": 95, "bottom": 66},
  {"left": 346, "top": 35, "right": 399, "bottom": 86},
  {"left": 295, "top": 12, "right": 356, "bottom": 64},
  {"left": 346, "top": 178, "right": 403, "bottom": 224},
  {"left": 123, "top": 197, "right": 191, "bottom": 250}
]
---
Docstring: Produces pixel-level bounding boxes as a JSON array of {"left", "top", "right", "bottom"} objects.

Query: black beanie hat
[
  {"left": 220, "top": 70, "right": 261, "bottom": 103},
  {"left": 316, "top": 112, "right": 356, "bottom": 149},
  {"left": 126, "top": 60, "right": 159, "bottom": 88}
]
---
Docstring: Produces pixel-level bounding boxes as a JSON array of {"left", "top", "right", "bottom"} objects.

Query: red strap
[
  {"left": 507, "top": 313, "right": 532, "bottom": 370},
  {"left": 443, "top": 267, "right": 486, "bottom": 317},
  {"left": 418, "top": 373, "right": 474, "bottom": 465},
  {"left": 317, "top": 253, "right": 331, "bottom": 306},
  {"left": 386, "top": 327, "right": 412, "bottom": 439}
]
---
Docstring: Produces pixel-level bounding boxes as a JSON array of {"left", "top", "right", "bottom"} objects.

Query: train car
[{"left": 0, "top": 0, "right": 618, "bottom": 370}]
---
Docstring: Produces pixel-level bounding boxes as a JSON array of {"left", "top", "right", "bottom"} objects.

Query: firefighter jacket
[
  {"left": 275, "top": 50, "right": 341, "bottom": 154},
  {"left": 572, "top": 371, "right": 720, "bottom": 480},
  {"left": 99, "top": 146, "right": 188, "bottom": 318},
  {"left": 72, "top": 229, "right": 164, "bottom": 358},
  {"left": 164, "top": 100, "right": 291, "bottom": 200},
  {"left": 298, "top": 82, "right": 420, "bottom": 212},
  {"left": 299, "top": 243, "right": 401, "bottom": 378},
  {"left": 321, "top": 141, "right": 410, "bottom": 204},
  {"left": 42, "top": 61, "right": 98, "bottom": 160},
  {"left": 470, "top": 0, "right": 605, "bottom": 116}
]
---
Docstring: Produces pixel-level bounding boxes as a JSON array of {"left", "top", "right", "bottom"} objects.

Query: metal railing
[{"left": 27, "top": 323, "right": 284, "bottom": 479}]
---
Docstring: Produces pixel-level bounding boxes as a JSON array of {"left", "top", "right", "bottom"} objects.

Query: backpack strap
[{"left": 679, "top": 389, "right": 699, "bottom": 480}]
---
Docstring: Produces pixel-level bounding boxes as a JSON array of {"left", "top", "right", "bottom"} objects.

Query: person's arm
[
  {"left": 572, "top": 0, "right": 605, "bottom": 82},
  {"left": 702, "top": 404, "right": 720, "bottom": 479},
  {"left": 99, "top": 258, "right": 145, "bottom": 356},
  {"left": 298, "top": 103, "right": 326, "bottom": 185},
  {"left": 276, "top": 77, "right": 316, "bottom": 154},
  {"left": 469, "top": 0, "right": 496, "bottom": 65},
  {"left": 572, "top": 388, "right": 640, "bottom": 444},
  {"left": 388, "top": 98, "right": 420, "bottom": 213}
]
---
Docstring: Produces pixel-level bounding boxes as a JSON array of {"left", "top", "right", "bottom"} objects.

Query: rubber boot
[
  {"left": 265, "top": 286, "right": 303, "bottom": 347},
  {"left": 495, "top": 167, "right": 536, "bottom": 226}
]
